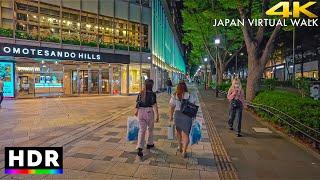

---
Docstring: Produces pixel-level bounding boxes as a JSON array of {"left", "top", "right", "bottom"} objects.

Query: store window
[
  {"left": 35, "top": 61, "right": 63, "bottom": 97},
  {"left": 16, "top": 60, "right": 63, "bottom": 98},
  {"left": 101, "top": 68, "right": 110, "bottom": 94},
  {"left": 121, "top": 65, "right": 128, "bottom": 94},
  {"left": 62, "top": 9, "right": 80, "bottom": 45},
  {"left": 81, "top": 12, "right": 98, "bottom": 47},
  {"left": 129, "top": 64, "right": 141, "bottom": 94},
  {"left": 1, "top": 1, "right": 149, "bottom": 50},
  {"left": 112, "top": 65, "right": 121, "bottom": 95},
  {"left": 40, "top": 6, "right": 61, "bottom": 43}
]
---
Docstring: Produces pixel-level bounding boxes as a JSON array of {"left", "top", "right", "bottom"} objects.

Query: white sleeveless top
[{"left": 169, "top": 92, "right": 196, "bottom": 111}]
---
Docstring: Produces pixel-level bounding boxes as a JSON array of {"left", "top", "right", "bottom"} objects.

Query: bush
[
  {"left": 129, "top": 46, "right": 140, "bottom": 51},
  {"left": 294, "top": 77, "right": 311, "bottom": 98},
  {"left": 142, "top": 47, "right": 151, "bottom": 53},
  {"left": 62, "top": 38, "right": 80, "bottom": 45},
  {"left": 0, "top": 28, "right": 13, "bottom": 38},
  {"left": 81, "top": 41, "right": 97, "bottom": 47},
  {"left": 41, "top": 35, "right": 60, "bottom": 43},
  {"left": 115, "top": 44, "right": 128, "bottom": 50},
  {"left": 209, "top": 82, "right": 216, "bottom": 89},
  {"left": 217, "top": 81, "right": 231, "bottom": 92},
  {"left": 253, "top": 90, "right": 320, "bottom": 139},
  {"left": 99, "top": 43, "right": 113, "bottom": 49},
  {"left": 15, "top": 31, "right": 36, "bottom": 40},
  {"left": 262, "top": 78, "right": 277, "bottom": 90}
]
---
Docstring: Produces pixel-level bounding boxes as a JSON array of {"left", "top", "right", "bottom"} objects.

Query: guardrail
[{"left": 216, "top": 89, "right": 320, "bottom": 149}]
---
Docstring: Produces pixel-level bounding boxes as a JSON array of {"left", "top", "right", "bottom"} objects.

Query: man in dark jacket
[{"left": 166, "top": 78, "right": 173, "bottom": 95}]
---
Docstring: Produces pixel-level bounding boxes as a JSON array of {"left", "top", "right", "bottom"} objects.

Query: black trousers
[
  {"left": 0, "top": 92, "right": 3, "bottom": 105},
  {"left": 228, "top": 104, "right": 243, "bottom": 133}
]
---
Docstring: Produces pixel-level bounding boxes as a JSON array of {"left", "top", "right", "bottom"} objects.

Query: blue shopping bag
[
  {"left": 127, "top": 116, "right": 140, "bottom": 141},
  {"left": 189, "top": 120, "right": 202, "bottom": 145}
]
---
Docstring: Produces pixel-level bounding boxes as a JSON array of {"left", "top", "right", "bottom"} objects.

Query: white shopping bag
[
  {"left": 167, "top": 124, "right": 175, "bottom": 140},
  {"left": 127, "top": 116, "right": 139, "bottom": 141}
]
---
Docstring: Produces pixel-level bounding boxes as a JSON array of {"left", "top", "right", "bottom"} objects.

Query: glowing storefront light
[
  {"left": 152, "top": 0, "right": 186, "bottom": 73},
  {"left": 16, "top": 67, "right": 40, "bottom": 72}
]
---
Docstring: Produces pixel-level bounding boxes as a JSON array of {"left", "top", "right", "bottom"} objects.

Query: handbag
[
  {"left": 231, "top": 98, "right": 241, "bottom": 108},
  {"left": 180, "top": 95, "right": 199, "bottom": 118}
]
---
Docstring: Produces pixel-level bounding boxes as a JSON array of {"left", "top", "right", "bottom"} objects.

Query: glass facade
[
  {"left": 12, "top": 59, "right": 146, "bottom": 98},
  {"left": 151, "top": 0, "right": 186, "bottom": 73},
  {"left": 0, "top": 0, "right": 150, "bottom": 51},
  {"left": 0, "top": 0, "right": 186, "bottom": 97}
]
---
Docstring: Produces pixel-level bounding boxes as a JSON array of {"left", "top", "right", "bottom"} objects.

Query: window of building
[{"left": 1, "top": 1, "right": 149, "bottom": 50}]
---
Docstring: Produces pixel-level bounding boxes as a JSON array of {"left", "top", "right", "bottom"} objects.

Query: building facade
[
  {"left": 0, "top": 0, "right": 186, "bottom": 98},
  {"left": 263, "top": 27, "right": 320, "bottom": 81}
]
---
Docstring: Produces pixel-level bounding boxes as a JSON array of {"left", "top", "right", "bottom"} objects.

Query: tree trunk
[
  {"left": 216, "top": 63, "right": 225, "bottom": 85},
  {"left": 246, "top": 56, "right": 264, "bottom": 102}
]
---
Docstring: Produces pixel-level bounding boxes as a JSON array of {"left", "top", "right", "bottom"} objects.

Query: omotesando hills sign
[{"left": 0, "top": 43, "right": 130, "bottom": 64}]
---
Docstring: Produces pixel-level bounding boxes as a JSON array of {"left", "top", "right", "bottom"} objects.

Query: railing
[{"left": 216, "top": 89, "right": 320, "bottom": 149}]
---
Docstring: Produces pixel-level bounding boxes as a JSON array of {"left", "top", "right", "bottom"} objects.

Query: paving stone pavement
[{"left": 0, "top": 90, "right": 219, "bottom": 179}]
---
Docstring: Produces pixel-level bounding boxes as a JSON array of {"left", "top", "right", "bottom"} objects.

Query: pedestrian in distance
[
  {"left": 227, "top": 77, "right": 246, "bottom": 137},
  {"left": 169, "top": 81, "right": 196, "bottom": 158},
  {"left": 0, "top": 77, "right": 4, "bottom": 108},
  {"left": 166, "top": 78, "right": 173, "bottom": 95},
  {"left": 135, "top": 79, "right": 159, "bottom": 157}
]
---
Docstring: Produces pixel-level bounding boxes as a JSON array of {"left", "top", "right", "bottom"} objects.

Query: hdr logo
[
  {"left": 266, "top": 1, "right": 318, "bottom": 18},
  {"left": 5, "top": 147, "right": 63, "bottom": 175}
]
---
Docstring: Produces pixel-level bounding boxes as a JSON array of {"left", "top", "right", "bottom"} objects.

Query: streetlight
[
  {"left": 204, "top": 58, "right": 208, "bottom": 89},
  {"left": 215, "top": 38, "right": 221, "bottom": 45},
  {"left": 215, "top": 38, "right": 220, "bottom": 97}
]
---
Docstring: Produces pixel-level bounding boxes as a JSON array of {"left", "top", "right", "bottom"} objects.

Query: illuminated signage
[
  {"left": 0, "top": 61, "right": 14, "bottom": 97},
  {"left": 17, "top": 67, "right": 40, "bottom": 72},
  {"left": 0, "top": 43, "right": 130, "bottom": 64}
]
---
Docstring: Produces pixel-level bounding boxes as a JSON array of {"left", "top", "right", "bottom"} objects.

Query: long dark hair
[
  {"left": 140, "top": 79, "right": 154, "bottom": 103},
  {"left": 175, "top": 81, "right": 188, "bottom": 100}
]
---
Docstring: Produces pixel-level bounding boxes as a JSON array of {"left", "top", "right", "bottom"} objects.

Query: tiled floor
[{"left": 0, "top": 89, "right": 219, "bottom": 179}]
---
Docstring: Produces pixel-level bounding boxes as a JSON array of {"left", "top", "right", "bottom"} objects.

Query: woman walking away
[
  {"left": 169, "top": 81, "right": 196, "bottom": 158},
  {"left": 135, "top": 79, "right": 159, "bottom": 157},
  {"left": 227, "top": 78, "right": 246, "bottom": 137}
]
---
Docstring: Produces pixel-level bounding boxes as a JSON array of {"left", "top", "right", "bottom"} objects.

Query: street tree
[
  {"left": 182, "top": 0, "right": 243, "bottom": 85},
  {"left": 218, "top": 0, "right": 281, "bottom": 101}
]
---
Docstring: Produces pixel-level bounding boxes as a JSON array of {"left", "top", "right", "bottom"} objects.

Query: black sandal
[{"left": 137, "top": 148, "right": 143, "bottom": 157}]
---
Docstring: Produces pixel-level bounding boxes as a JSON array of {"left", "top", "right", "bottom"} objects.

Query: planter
[
  {"left": 129, "top": 46, "right": 140, "bottom": 51},
  {"left": 115, "top": 44, "right": 128, "bottom": 51},
  {"left": 62, "top": 39, "right": 80, "bottom": 45},
  {"left": 99, "top": 43, "right": 113, "bottom": 49},
  {"left": 0, "top": 28, "right": 13, "bottom": 38},
  {"left": 81, "top": 41, "right": 98, "bottom": 47},
  {"left": 142, "top": 47, "right": 151, "bottom": 53},
  {"left": 41, "top": 36, "right": 60, "bottom": 43}
]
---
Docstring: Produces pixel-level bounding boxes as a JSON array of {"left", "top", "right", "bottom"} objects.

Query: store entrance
[
  {"left": 72, "top": 70, "right": 89, "bottom": 94},
  {"left": 71, "top": 69, "right": 109, "bottom": 95}
]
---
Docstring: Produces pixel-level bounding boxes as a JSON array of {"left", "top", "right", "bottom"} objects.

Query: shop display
[{"left": 0, "top": 61, "right": 14, "bottom": 97}]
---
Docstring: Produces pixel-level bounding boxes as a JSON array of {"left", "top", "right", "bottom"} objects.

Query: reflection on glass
[
  {"left": 129, "top": 65, "right": 141, "bottom": 94},
  {"left": 112, "top": 66, "right": 121, "bottom": 95}
]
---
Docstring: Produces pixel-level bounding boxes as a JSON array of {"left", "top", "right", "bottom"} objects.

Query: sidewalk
[
  {"left": 198, "top": 87, "right": 320, "bottom": 180},
  {"left": 1, "top": 90, "right": 219, "bottom": 179}
]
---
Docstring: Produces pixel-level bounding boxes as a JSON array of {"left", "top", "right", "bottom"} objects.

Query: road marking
[{"left": 252, "top": 127, "right": 273, "bottom": 133}]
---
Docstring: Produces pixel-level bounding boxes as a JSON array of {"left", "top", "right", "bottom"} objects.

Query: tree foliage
[{"left": 182, "top": 0, "right": 243, "bottom": 80}]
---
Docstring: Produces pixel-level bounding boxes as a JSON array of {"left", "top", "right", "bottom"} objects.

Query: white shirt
[
  {"left": 0, "top": 80, "right": 3, "bottom": 93},
  {"left": 169, "top": 92, "right": 197, "bottom": 111}
]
